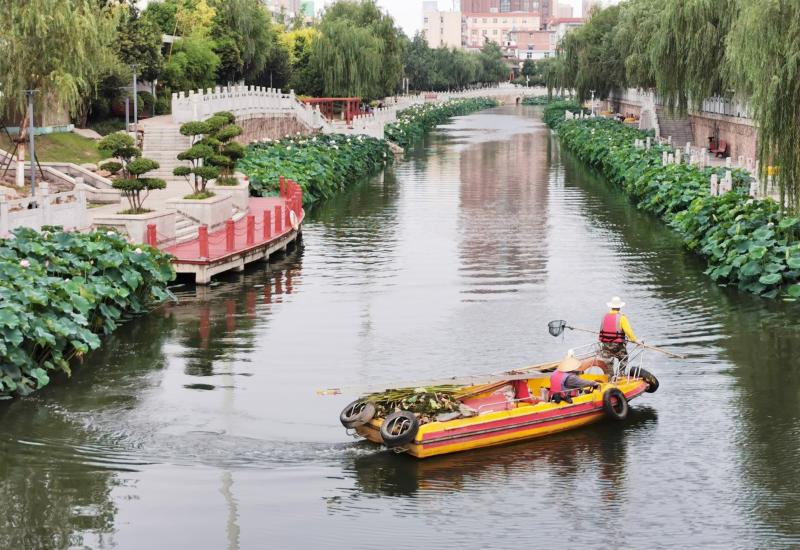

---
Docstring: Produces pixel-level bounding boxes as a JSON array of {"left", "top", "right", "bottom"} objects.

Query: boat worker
[
  {"left": 549, "top": 354, "right": 600, "bottom": 404},
  {"left": 598, "top": 296, "right": 638, "bottom": 373}
]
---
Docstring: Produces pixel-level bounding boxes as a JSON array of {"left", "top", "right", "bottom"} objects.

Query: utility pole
[
  {"left": 132, "top": 64, "right": 138, "bottom": 135},
  {"left": 119, "top": 85, "right": 132, "bottom": 131},
  {"left": 25, "top": 90, "right": 38, "bottom": 199}
]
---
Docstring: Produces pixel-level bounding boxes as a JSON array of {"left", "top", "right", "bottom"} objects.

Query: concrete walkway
[{"left": 87, "top": 116, "right": 198, "bottom": 225}]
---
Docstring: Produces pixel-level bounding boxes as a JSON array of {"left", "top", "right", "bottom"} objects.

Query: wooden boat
[{"left": 339, "top": 345, "right": 659, "bottom": 459}]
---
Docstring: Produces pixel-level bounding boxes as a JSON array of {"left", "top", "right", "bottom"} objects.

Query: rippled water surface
[{"left": 2, "top": 106, "right": 799, "bottom": 549}]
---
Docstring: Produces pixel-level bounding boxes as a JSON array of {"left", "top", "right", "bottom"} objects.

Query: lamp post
[
  {"left": 25, "top": 89, "right": 38, "bottom": 198},
  {"left": 118, "top": 85, "right": 132, "bottom": 131},
  {"left": 131, "top": 64, "right": 138, "bottom": 135},
  {"left": 590, "top": 89, "right": 596, "bottom": 116}
]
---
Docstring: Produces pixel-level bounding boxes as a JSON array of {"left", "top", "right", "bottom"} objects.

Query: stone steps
[
  {"left": 174, "top": 214, "right": 199, "bottom": 244},
  {"left": 657, "top": 109, "right": 694, "bottom": 146}
]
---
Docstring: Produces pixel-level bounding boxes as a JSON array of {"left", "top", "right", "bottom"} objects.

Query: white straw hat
[
  {"left": 557, "top": 355, "right": 582, "bottom": 373},
  {"left": 607, "top": 296, "right": 625, "bottom": 309}
]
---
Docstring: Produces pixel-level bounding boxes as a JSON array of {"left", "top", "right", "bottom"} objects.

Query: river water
[{"left": 2, "top": 106, "right": 799, "bottom": 549}]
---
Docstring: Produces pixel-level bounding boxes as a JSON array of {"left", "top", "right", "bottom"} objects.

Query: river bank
[
  {"left": 238, "top": 97, "right": 501, "bottom": 204},
  {"left": 0, "top": 228, "right": 174, "bottom": 398},
  {"left": 544, "top": 102, "right": 800, "bottom": 299}
]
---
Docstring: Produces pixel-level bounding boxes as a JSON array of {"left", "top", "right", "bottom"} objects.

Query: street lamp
[
  {"left": 25, "top": 89, "right": 38, "bottom": 198},
  {"left": 131, "top": 64, "right": 138, "bottom": 135},
  {"left": 590, "top": 89, "right": 596, "bottom": 116},
  {"left": 118, "top": 86, "right": 133, "bottom": 131}
]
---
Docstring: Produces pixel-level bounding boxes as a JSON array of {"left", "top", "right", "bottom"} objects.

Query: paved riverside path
[{"left": 87, "top": 116, "right": 196, "bottom": 225}]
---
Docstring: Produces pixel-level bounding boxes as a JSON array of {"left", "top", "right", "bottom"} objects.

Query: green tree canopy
[
  {"left": 162, "top": 35, "right": 220, "bottom": 91},
  {"left": 561, "top": 5, "right": 625, "bottom": 101},
  {"left": 116, "top": 5, "right": 164, "bottom": 82},
  {"left": 478, "top": 42, "right": 509, "bottom": 83},
  {"left": 210, "top": 0, "right": 275, "bottom": 83},
  {"left": 0, "top": 0, "right": 117, "bottom": 125},
  {"left": 310, "top": 0, "right": 405, "bottom": 98},
  {"left": 727, "top": 0, "right": 800, "bottom": 210}
]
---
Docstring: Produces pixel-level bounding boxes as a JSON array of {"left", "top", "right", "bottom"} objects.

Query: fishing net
[{"left": 548, "top": 320, "right": 567, "bottom": 337}]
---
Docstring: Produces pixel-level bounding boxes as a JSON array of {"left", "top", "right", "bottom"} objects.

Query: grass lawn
[{"left": 0, "top": 132, "right": 109, "bottom": 164}]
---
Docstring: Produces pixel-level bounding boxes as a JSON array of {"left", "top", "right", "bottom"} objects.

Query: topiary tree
[
  {"left": 114, "top": 158, "right": 166, "bottom": 213},
  {"left": 174, "top": 112, "right": 246, "bottom": 194},
  {"left": 174, "top": 120, "right": 219, "bottom": 197},
  {"left": 98, "top": 132, "right": 140, "bottom": 167},
  {"left": 99, "top": 160, "right": 123, "bottom": 175},
  {"left": 206, "top": 111, "right": 244, "bottom": 185},
  {"left": 98, "top": 132, "right": 164, "bottom": 213}
]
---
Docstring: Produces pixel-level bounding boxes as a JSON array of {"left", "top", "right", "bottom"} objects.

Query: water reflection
[
  {"left": 171, "top": 259, "right": 303, "bottom": 381},
  {"left": 345, "top": 407, "right": 658, "bottom": 500},
  {"left": 457, "top": 117, "right": 550, "bottom": 298},
  {"left": 0, "top": 311, "right": 176, "bottom": 549}
]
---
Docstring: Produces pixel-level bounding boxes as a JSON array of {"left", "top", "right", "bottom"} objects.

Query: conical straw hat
[{"left": 557, "top": 355, "right": 582, "bottom": 373}]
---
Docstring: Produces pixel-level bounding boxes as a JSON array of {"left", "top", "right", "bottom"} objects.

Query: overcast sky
[{"left": 317, "top": 0, "right": 589, "bottom": 38}]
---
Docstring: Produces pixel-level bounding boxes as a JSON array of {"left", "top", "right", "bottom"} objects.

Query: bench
[{"left": 710, "top": 139, "right": 729, "bottom": 157}]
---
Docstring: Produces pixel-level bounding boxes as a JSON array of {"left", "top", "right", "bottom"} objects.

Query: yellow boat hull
[{"left": 356, "top": 377, "right": 648, "bottom": 459}]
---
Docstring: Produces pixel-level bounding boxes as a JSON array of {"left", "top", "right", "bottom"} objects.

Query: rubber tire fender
[
  {"left": 635, "top": 367, "right": 659, "bottom": 393},
  {"left": 379, "top": 411, "right": 420, "bottom": 447},
  {"left": 602, "top": 388, "right": 629, "bottom": 421},
  {"left": 340, "top": 400, "right": 376, "bottom": 429}
]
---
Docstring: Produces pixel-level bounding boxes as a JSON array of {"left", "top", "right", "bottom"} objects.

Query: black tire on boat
[
  {"left": 602, "top": 388, "right": 629, "bottom": 421},
  {"left": 339, "top": 400, "right": 376, "bottom": 429},
  {"left": 379, "top": 411, "right": 419, "bottom": 447},
  {"left": 635, "top": 367, "right": 659, "bottom": 393}
]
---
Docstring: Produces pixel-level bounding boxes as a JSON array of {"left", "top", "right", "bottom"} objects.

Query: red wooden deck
[{"left": 161, "top": 179, "right": 304, "bottom": 283}]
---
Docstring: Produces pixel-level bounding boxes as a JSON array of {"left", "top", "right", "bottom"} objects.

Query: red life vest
[
  {"left": 549, "top": 370, "right": 578, "bottom": 398},
  {"left": 599, "top": 312, "right": 626, "bottom": 343}
]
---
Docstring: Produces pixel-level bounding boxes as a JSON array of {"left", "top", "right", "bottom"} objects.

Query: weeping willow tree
[
  {"left": 310, "top": 19, "right": 382, "bottom": 98},
  {"left": 313, "top": 0, "right": 405, "bottom": 99},
  {"left": 0, "top": 0, "right": 117, "bottom": 184},
  {"left": 561, "top": 5, "right": 626, "bottom": 102},
  {"left": 727, "top": 1, "right": 800, "bottom": 211},
  {"left": 648, "top": 0, "right": 738, "bottom": 113},
  {"left": 613, "top": 0, "right": 663, "bottom": 90},
  {"left": 539, "top": 57, "right": 569, "bottom": 98}
]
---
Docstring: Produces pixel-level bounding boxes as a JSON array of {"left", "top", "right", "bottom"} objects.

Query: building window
[
  {"left": 493, "top": 29, "right": 498, "bottom": 34},
  {"left": 482, "top": 18, "right": 487, "bottom": 23},
  {"left": 471, "top": 29, "right": 477, "bottom": 34},
  {"left": 502, "top": 19, "right": 507, "bottom": 24},
  {"left": 493, "top": 18, "right": 498, "bottom": 23},
  {"left": 527, "top": 52, "right": 533, "bottom": 59},
  {"left": 440, "top": 16, "right": 444, "bottom": 23},
  {"left": 482, "top": 29, "right": 488, "bottom": 35}
]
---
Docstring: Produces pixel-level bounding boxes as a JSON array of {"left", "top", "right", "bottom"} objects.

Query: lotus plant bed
[
  {"left": 385, "top": 97, "right": 501, "bottom": 150},
  {"left": 238, "top": 133, "right": 392, "bottom": 204},
  {"left": 0, "top": 228, "right": 175, "bottom": 398},
  {"left": 544, "top": 108, "right": 800, "bottom": 299}
]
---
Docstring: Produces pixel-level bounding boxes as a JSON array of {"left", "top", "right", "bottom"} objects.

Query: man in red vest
[{"left": 598, "top": 296, "right": 638, "bottom": 374}]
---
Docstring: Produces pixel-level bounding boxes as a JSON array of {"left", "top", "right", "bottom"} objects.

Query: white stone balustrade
[
  {"left": 171, "top": 84, "right": 544, "bottom": 140},
  {"left": 0, "top": 189, "right": 87, "bottom": 235}
]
